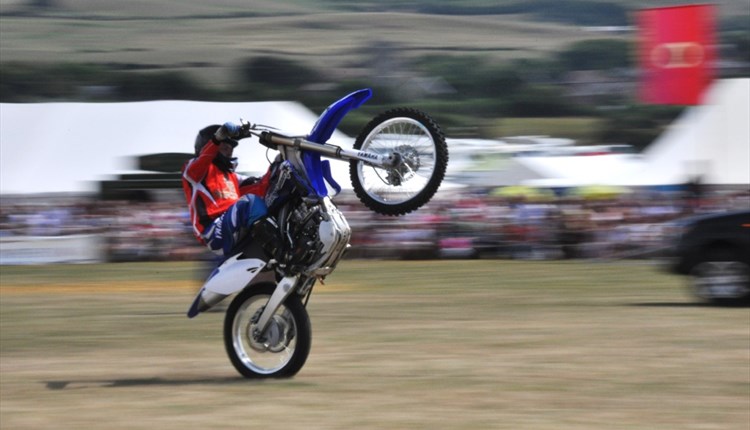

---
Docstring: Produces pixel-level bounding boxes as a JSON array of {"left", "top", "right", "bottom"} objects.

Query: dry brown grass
[{"left": 1, "top": 260, "right": 748, "bottom": 429}]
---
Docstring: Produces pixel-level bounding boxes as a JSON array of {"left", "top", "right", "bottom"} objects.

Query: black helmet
[{"left": 194, "top": 124, "right": 238, "bottom": 156}]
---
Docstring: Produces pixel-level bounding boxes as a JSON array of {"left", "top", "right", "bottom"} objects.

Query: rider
[{"left": 182, "top": 122, "right": 273, "bottom": 256}]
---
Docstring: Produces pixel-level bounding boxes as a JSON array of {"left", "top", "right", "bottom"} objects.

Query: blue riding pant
[{"left": 204, "top": 194, "right": 268, "bottom": 256}]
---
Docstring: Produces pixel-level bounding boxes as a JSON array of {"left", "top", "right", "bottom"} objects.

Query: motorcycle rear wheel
[
  {"left": 350, "top": 108, "right": 448, "bottom": 216},
  {"left": 224, "top": 283, "right": 311, "bottom": 378}
]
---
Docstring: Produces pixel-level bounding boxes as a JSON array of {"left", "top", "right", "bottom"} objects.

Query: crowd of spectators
[
  {"left": 342, "top": 187, "right": 748, "bottom": 261},
  {"left": 1, "top": 187, "right": 747, "bottom": 263},
  {"left": 0, "top": 196, "right": 199, "bottom": 262}
]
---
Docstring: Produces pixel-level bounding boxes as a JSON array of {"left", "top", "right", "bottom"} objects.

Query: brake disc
[{"left": 248, "top": 309, "right": 289, "bottom": 353}]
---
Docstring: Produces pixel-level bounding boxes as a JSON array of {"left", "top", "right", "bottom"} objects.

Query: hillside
[
  {"left": 0, "top": 13, "right": 601, "bottom": 89},
  {"left": 1, "top": 0, "right": 747, "bottom": 145},
  {"left": 2, "top": 1, "right": 747, "bottom": 88}
]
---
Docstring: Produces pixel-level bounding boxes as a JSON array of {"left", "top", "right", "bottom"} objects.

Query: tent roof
[
  {"left": 2, "top": 78, "right": 746, "bottom": 195},
  {"left": 507, "top": 78, "right": 749, "bottom": 188},
  {"left": 517, "top": 154, "right": 645, "bottom": 187},
  {"left": 610, "top": 78, "right": 750, "bottom": 186},
  {"left": 0, "top": 100, "right": 352, "bottom": 195}
]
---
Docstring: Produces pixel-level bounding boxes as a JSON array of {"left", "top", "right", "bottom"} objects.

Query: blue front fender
[
  {"left": 305, "top": 88, "right": 372, "bottom": 197},
  {"left": 308, "top": 88, "right": 372, "bottom": 144}
]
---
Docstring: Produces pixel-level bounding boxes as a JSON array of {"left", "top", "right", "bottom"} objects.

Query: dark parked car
[{"left": 663, "top": 210, "right": 750, "bottom": 304}]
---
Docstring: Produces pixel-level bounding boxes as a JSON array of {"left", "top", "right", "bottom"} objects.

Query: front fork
[
  {"left": 262, "top": 131, "right": 402, "bottom": 169},
  {"left": 253, "top": 276, "right": 298, "bottom": 338}
]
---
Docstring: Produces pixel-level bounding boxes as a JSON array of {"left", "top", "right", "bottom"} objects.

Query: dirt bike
[{"left": 187, "top": 88, "right": 448, "bottom": 378}]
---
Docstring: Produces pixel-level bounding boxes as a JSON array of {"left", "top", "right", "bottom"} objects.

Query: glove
[{"left": 214, "top": 122, "right": 240, "bottom": 142}]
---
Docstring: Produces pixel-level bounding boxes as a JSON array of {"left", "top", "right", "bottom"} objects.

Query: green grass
[
  {"left": 1, "top": 260, "right": 748, "bottom": 429},
  {"left": 0, "top": 8, "right": 596, "bottom": 89},
  {"left": 490, "top": 117, "right": 604, "bottom": 142}
]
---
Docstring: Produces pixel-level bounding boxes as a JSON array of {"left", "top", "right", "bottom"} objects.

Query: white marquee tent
[
  {"left": 0, "top": 100, "right": 351, "bottom": 195},
  {"left": 1, "top": 79, "right": 747, "bottom": 195},
  {"left": 610, "top": 78, "right": 750, "bottom": 187},
  {"left": 508, "top": 78, "right": 749, "bottom": 188}
]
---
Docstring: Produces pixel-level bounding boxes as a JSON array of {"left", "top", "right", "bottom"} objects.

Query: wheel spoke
[
  {"left": 358, "top": 119, "right": 437, "bottom": 205},
  {"left": 350, "top": 108, "right": 447, "bottom": 216}
]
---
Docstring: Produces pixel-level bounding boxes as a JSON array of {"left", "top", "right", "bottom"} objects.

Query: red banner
[{"left": 637, "top": 4, "right": 716, "bottom": 105}]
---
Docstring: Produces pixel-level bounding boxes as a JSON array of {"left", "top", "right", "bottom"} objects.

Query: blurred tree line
[
  {"left": 2, "top": 29, "right": 748, "bottom": 150},
  {"left": 326, "top": 0, "right": 631, "bottom": 26}
]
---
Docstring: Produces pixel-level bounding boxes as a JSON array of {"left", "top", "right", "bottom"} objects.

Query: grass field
[
  {"left": 3, "top": 0, "right": 746, "bottom": 88},
  {"left": 1, "top": 260, "right": 748, "bottom": 429}
]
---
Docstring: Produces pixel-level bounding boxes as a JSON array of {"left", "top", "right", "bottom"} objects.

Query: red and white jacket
[{"left": 181, "top": 139, "right": 271, "bottom": 244}]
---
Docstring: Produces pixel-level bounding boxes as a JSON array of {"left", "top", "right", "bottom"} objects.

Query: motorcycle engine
[
  {"left": 286, "top": 202, "right": 324, "bottom": 266},
  {"left": 284, "top": 197, "right": 351, "bottom": 275}
]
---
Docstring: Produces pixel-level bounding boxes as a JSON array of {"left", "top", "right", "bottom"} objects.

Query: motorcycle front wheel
[
  {"left": 350, "top": 108, "right": 448, "bottom": 216},
  {"left": 223, "top": 283, "right": 311, "bottom": 378}
]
